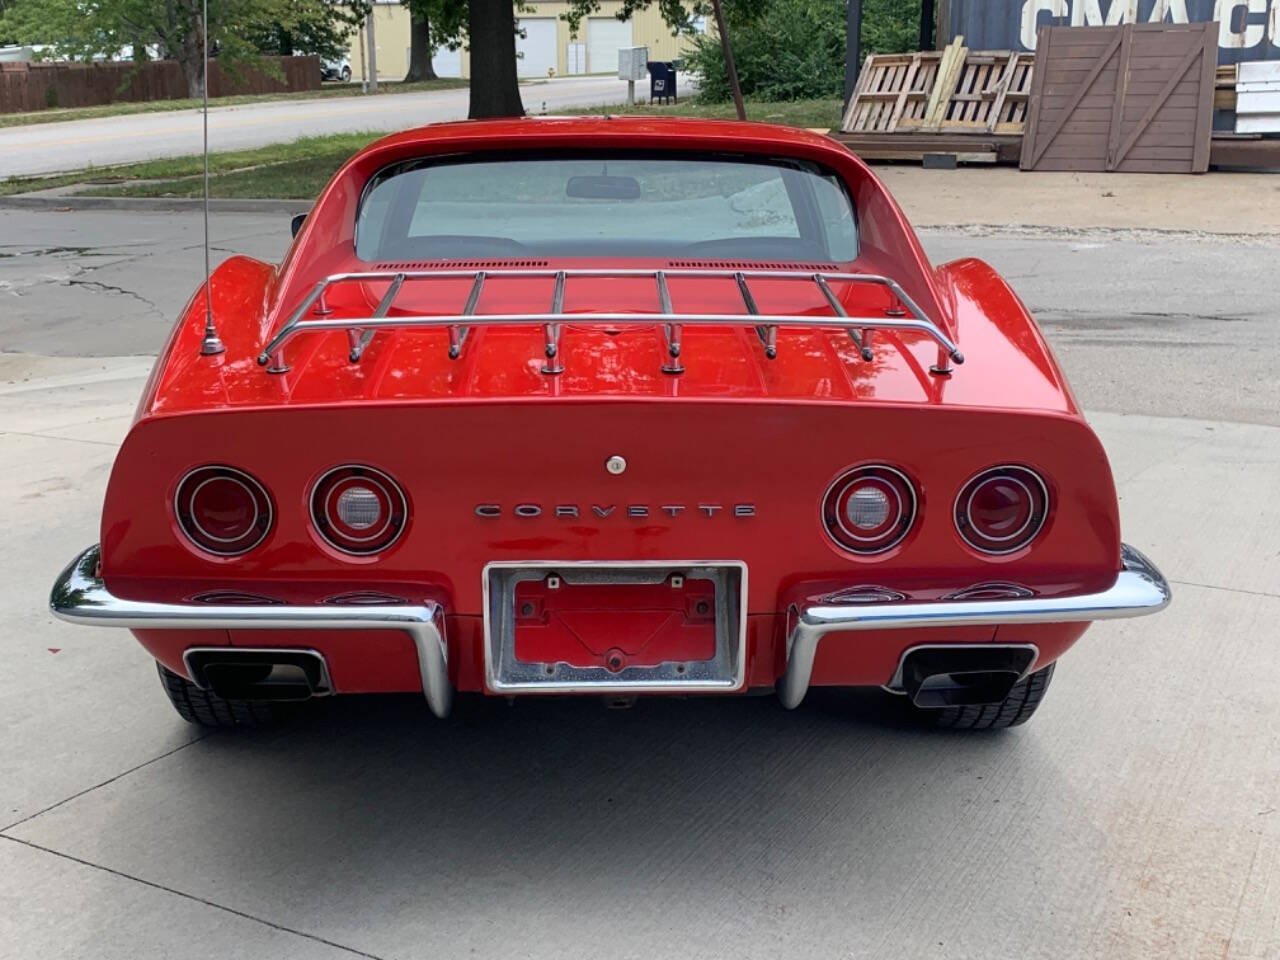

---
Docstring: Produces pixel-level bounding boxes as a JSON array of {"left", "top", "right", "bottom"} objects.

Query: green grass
[
  {"left": 0, "top": 78, "right": 469, "bottom": 130},
  {"left": 1, "top": 98, "right": 843, "bottom": 201},
  {"left": 0, "top": 132, "right": 379, "bottom": 197},
  {"left": 574, "top": 98, "right": 842, "bottom": 129}
]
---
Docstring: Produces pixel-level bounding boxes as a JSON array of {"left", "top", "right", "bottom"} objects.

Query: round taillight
[
  {"left": 822, "top": 465, "right": 917, "bottom": 555},
  {"left": 175, "top": 466, "right": 272, "bottom": 556},
  {"left": 311, "top": 465, "right": 407, "bottom": 555},
  {"left": 955, "top": 466, "right": 1049, "bottom": 555}
]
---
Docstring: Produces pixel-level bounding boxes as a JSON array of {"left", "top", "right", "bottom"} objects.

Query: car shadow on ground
[{"left": 149, "top": 690, "right": 1061, "bottom": 919}]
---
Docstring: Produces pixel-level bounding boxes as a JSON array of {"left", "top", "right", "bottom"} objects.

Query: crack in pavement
[
  {"left": 1169, "top": 579, "right": 1280, "bottom": 601},
  {"left": 0, "top": 836, "right": 388, "bottom": 960},
  {"left": 1, "top": 735, "right": 208, "bottom": 834},
  {"left": 920, "top": 222, "right": 1280, "bottom": 246},
  {"left": 0, "top": 429, "right": 122, "bottom": 447},
  {"left": 1036, "top": 307, "right": 1262, "bottom": 324},
  {"left": 65, "top": 278, "right": 162, "bottom": 315},
  {"left": 1, "top": 731, "right": 390, "bottom": 958}
]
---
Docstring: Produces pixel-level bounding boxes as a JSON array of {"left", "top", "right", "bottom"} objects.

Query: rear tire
[
  {"left": 341, "top": 66, "right": 352, "bottom": 82},
  {"left": 921, "top": 663, "right": 1055, "bottom": 730},
  {"left": 156, "top": 662, "right": 277, "bottom": 728}
]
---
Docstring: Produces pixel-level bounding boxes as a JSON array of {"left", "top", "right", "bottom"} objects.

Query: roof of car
[{"left": 357, "top": 114, "right": 852, "bottom": 161}]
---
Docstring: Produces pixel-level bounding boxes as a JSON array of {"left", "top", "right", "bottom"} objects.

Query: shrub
[{"left": 688, "top": 0, "right": 922, "bottom": 104}]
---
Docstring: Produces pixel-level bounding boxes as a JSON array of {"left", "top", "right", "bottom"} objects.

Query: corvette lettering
[{"left": 475, "top": 503, "right": 756, "bottom": 518}]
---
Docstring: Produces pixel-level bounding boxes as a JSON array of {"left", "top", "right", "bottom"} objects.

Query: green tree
[
  {"left": 862, "top": 0, "right": 920, "bottom": 56},
  {"left": 402, "top": 0, "right": 465, "bottom": 82},
  {"left": 685, "top": 0, "right": 923, "bottom": 104},
  {"left": 463, "top": 0, "right": 705, "bottom": 119},
  {"left": 685, "top": 0, "right": 846, "bottom": 103},
  {"left": 0, "top": 0, "right": 358, "bottom": 98},
  {"left": 249, "top": 0, "right": 362, "bottom": 62}
]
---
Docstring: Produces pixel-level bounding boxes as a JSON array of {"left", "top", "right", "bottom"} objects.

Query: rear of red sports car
[{"left": 50, "top": 117, "right": 1168, "bottom": 730}]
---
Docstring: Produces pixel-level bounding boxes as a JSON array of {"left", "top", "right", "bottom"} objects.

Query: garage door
[
  {"left": 516, "top": 18, "right": 557, "bottom": 78},
  {"left": 431, "top": 44, "right": 461, "bottom": 78},
  {"left": 587, "top": 17, "right": 632, "bottom": 74}
]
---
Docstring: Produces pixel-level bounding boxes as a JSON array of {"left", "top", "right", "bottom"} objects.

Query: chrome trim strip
[
  {"left": 181, "top": 645, "right": 334, "bottom": 696},
  {"left": 49, "top": 545, "right": 452, "bottom": 718},
  {"left": 481, "top": 560, "right": 749, "bottom": 695},
  {"left": 778, "top": 543, "right": 1170, "bottom": 710}
]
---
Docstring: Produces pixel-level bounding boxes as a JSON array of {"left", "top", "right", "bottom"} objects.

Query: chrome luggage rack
[{"left": 256, "top": 268, "right": 964, "bottom": 377}]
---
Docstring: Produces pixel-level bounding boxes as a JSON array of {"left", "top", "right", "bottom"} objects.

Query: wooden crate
[
  {"left": 842, "top": 41, "right": 1034, "bottom": 137},
  {"left": 1216, "top": 64, "right": 1238, "bottom": 112},
  {"left": 1021, "top": 22, "right": 1217, "bottom": 174},
  {"left": 841, "top": 51, "right": 942, "bottom": 134},
  {"left": 934, "top": 51, "right": 1035, "bottom": 135}
]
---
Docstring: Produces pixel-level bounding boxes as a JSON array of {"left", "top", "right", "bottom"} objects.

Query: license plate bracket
[{"left": 484, "top": 562, "right": 747, "bottom": 694}]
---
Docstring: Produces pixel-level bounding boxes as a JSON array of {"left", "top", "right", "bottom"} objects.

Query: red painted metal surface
[
  {"left": 513, "top": 577, "right": 717, "bottom": 670},
  {"left": 103, "top": 117, "right": 1120, "bottom": 696}
]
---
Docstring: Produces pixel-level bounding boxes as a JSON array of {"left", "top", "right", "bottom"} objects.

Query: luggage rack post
[
  {"left": 656, "top": 271, "right": 683, "bottom": 374},
  {"left": 349, "top": 272, "right": 404, "bottom": 363},
  {"left": 814, "top": 274, "right": 873, "bottom": 362},
  {"left": 450, "top": 271, "right": 485, "bottom": 360},
  {"left": 735, "top": 272, "right": 776, "bottom": 359},
  {"left": 542, "top": 271, "right": 566, "bottom": 375}
]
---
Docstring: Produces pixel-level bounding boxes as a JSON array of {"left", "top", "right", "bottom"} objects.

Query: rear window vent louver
[
  {"left": 666, "top": 260, "right": 839, "bottom": 271},
  {"left": 376, "top": 259, "right": 550, "bottom": 270}
]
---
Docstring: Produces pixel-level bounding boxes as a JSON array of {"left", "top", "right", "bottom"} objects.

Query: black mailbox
[{"left": 646, "top": 61, "right": 677, "bottom": 105}]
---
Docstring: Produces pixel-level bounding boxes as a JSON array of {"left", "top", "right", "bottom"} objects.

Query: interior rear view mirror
[{"left": 565, "top": 175, "right": 641, "bottom": 201}]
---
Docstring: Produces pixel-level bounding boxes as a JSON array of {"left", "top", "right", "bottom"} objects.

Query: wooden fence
[{"left": 0, "top": 56, "right": 321, "bottom": 114}]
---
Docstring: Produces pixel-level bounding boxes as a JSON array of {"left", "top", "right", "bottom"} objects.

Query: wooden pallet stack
[{"left": 832, "top": 38, "right": 1033, "bottom": 165}]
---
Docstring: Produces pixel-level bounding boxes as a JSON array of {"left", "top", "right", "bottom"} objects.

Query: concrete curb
[{"left": 0, "top": 195, "right": 311, "bottom": 214}]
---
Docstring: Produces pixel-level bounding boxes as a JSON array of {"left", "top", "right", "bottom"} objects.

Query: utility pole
[
  {"left": 358, "top": 21, "right": 367, "bottom": 92},
  {"left": 709, "top": 0, "right": 745, "bottom": 121},
  {"left": 366, "top": 7, "right": 379, "bottom": 94},
  {"left": 843, "top": 0, "right": 863, "bottom": 111}
]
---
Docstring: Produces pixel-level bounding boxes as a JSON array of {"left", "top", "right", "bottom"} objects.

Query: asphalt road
[
  {"left": 1, "top": 208, "right": 1278, "bottom": 959},
  {"left": 0, "top": 76, "right": 637, "bottom": 178}
]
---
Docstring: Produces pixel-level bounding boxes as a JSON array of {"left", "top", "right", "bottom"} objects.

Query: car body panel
[{"left": 51, "top": 117, "right": 1168, "bottom": 710}]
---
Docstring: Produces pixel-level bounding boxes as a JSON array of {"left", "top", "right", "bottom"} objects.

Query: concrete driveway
[
  {"left": 0, "top": 76, "right": 638, "bottom": 178},
  {"left": 1, "top": 204, "right": 1277, "bottom": 959}
]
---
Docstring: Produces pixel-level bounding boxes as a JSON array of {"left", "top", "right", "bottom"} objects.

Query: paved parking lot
[{"left": 1, "top": 206, "right": 1277, "bottom": 959}]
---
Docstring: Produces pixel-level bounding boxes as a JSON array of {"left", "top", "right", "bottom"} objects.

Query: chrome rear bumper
[
  {"left": 51, "top": 543, "right": 1169, "bottom": 718},
  {"left": 49, "top": 545, "right": 452, "bottom": 718},
  {"left": 778, "top": 543, "right": 1170, "bottom": 709}
]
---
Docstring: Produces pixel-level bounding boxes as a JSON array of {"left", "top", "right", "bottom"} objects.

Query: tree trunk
[
  {"left": 467, "top": 0, "right": 522, "bottom": 119},
  {"left": 405, "top": 12, "right": 438, "bottom": 82},
  {"left": 180, "top": 22, "right": 204, "bottom": 99},
  {"left": 170, "top": 0, "right": 204, "bottom": 99}
]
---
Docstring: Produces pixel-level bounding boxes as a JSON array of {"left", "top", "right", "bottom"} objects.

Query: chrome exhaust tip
[
  {"left": 892, "top": 645, "right": 1038, "bottom": 709},
  {"left": 182, "top": 647, "right": 332, "bottom": 702}
]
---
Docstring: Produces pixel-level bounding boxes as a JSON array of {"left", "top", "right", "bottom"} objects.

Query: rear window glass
[{"left": 355, "top": 153, "right": 857, "bottom": 263}]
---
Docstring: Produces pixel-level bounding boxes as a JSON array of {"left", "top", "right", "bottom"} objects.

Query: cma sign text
[{"left": 1021, "top": 1, "right": 1280, "bottom": 50}]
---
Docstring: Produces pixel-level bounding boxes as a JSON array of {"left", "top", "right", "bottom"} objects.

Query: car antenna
[{"left": 198, "top": 0, "right": 225, "bottom": 357}]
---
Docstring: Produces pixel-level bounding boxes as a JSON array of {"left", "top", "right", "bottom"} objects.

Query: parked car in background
[
  {"left": 49, "top": 117, "right": 1170, "bottom": 731},
  {"left": 321, "top": 57, "right": 351, "bottom": 82}
]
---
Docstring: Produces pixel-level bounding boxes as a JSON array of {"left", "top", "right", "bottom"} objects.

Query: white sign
[{"left": 1018, "top": 0, "right": 1280, "bottom": 51}]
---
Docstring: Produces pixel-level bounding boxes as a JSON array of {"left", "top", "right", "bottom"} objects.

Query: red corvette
[{"left": 50, "top": 117, "right": 1169, "bottom": 730}]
